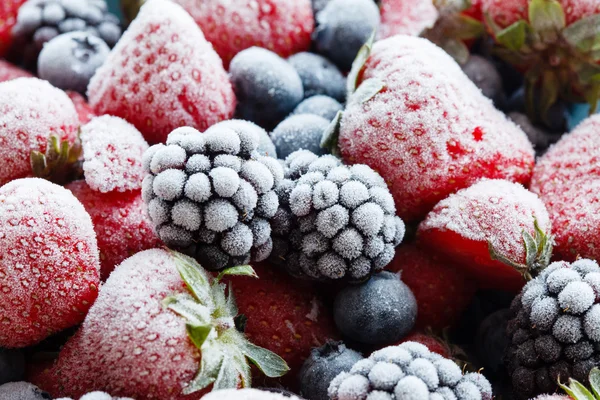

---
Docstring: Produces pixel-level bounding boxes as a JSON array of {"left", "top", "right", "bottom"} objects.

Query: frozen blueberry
[
  {"left": 313, "top": 0, "right": 380, "bottom": 71},
  {"left": 230, "top": 47, "right": 304, "bottom": 130},
  {"left": 333, "top": 272, "right": 417, "bottom": 345},
  {"left": 38, "top": 31, "right": 110, "bottom": 93},
  {"left": 0, "top": 349, "right": 25, "bottom": 385},
  {"left": 292, "top": 95, "right": 344, "bottom": 121},
  {"left": 288, "top": 52, "right": 346, "bottom": 102},
  {"left": 271, "top": 114, "right": 330, "bottom": 158},
  {"left": 0, "top": 382, "right": 50, "bottom": 399},
  {"left": 462, "top": 55, "right": 505, "bottom": 108}
]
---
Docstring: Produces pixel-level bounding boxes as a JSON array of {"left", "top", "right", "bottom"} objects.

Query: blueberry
[
  {"left": 33, "top": 26, "right": 59, "bottom": 49},
  {"left": 230, "top": 47, "right": 304, "bottom": 130},
  {"left": 299, "top": 341, "right": 364, "bottom": 400},
  {"left": 0, "top": 382, "right": 50, "bottom": 399},
  {"left": 508, "top": 112, "right": 561, "bottom": 155},
  {"left": 97, "top": 21, "right": 122, "bottom": 47},
  {"left": 312, "top": 0, "right": 332, "bottom": 14},
  {"left": 462, "top": 55, "right": 505, "bottom": 108},
  {"left": 38, "top": 31, "right": 110, "bottom": 93},
  {"left": 0, "top": 349, "right": 25, "bottom": 385},
  {"left": 333, "top": 271, "right": 417, "bottom": 345},
  {"left": 288, "top": 52, "right": 346, "bottom": 102},
  {"left": 292, "top": 95, "right": 344, "bottom": 121},
  {"left": 313, "top": 0, "right": 380, "bottom": 71},
  {"left": 271, "top": 114, "right": 330, "bottom": 158}
]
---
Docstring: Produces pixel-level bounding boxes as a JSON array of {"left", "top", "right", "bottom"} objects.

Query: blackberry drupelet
[
  {"left": 141, "top": 125, "right": 283, "bottom": 271},
  {"left": 270, "top": 150, "right": 405, "bottom": 281},
  {"left": 329, "top": 341, "right": 493, "bottom": 400},
  {"left": 505, "top": 259, "right": 600, "bottom": 400}
]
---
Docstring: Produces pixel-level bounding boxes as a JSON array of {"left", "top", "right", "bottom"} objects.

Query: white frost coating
[
  {"left": 202, "top": 389, "right": 302, "bottom": 400},
  {"left": 379, "top": 0, "right": 439, "bottom": 38},
  {"left": 81, "top": 116, "right": 149, "bottom": 193}
]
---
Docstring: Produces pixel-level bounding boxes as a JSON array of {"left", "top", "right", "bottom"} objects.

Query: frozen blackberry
[
  {"left": 505, "top": 259, "right": 600, "bottom": 400},
  {"left": 270, "top": 150, "right": 405, "bottom": 281},
  {"left": 142, "top": 126, "right": 284, "bottom": 271},
  {"left": 210, "top": 119, "right": 278, "bottom": 159},
  {"left": 329, "top": 341, "right": 493, "bottom": 400},
  {"left": 12, "top": 0, "right": 122, "bottom": 69}
]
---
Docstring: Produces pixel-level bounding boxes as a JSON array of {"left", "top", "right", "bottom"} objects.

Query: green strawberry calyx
[
  {"left": 163, "top": 251, "right": 289, "bottom": 395},
  {"left": 488, "top": 217, "right": 553, "bottom": 281},
  {"left": 559, "top": 367, "right": 600, "bottom": 399},
  {"left": 30, "top": 133, "right": 83, "bottom": 185}
]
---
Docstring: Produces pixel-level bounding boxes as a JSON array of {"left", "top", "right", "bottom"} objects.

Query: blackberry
[
  {"left": 12, "top": 0, "right": 122, "bottom": 69},
  {"left": 505, "top": 259, "right": 600, "bottom": 400},
  {"left": 0, "top": 382, "right": 50, "bottom": 399},
  {"left": 329, "top": 341, "right": 493, "bottom": 400},
  {"left": 141, "top": 125, "right": 283, "bottom": 271},
  {"left": 270, "top": 150, "right": 405, "bottom": 281}
]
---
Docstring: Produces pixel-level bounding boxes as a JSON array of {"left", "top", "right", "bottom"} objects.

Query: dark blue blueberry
[
  {"left": 230, "top": 47, "right": 304, "bottom": 130},
  {"left": 333, "top": 271, "right": 417, "bottom": 346},
  {"left": 292, "top": 95, "right": 343, "bottom": 121},
  {"left": 38, "top": 31, "right": 110, "bottom": 93},
  {"left": 0, "top": 382, "right": 50, "bottom": 399},
  {"left": 313, "top": 0, "right": 380, "bottom": 71},
  {"left": 271, "top": 114, "right": 330, "bottom": 158},
  {"left": 288, "top": 52, "right": 346, "bottom": 102},
  {"left": 97, "top": 20, "right": 122, "bottom": 47},
  {"left": 462, "top": 55, "right": 505, "bottom": 109},
  {"left": 299, "top": 341, "right": 363, "bottom": 400},
  {"left": 312, "top": 0, "right": 332, "bottom": 14},
  {"left": 0, "top": 349, "right": 25, "bottom": 385}
]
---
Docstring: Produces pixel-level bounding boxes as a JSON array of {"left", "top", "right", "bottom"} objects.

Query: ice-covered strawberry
[
  {"left": 66, "top": 180, "right": 162, "bottom": 280},
  {"left": 88, "top": 0, "right": 236, "bottom": 145},
  {"left": 66, "top": 91, "right": 96, "bottom": 125},
  {"left": 378, "top": 0, "right": 438, "bottom": 38},
  {"left": 0, "top": 78, "right": 79, "bottom": 186},
  {"left": 336, "top": 35, "right": 535, "bottom": 222},
  {"left": 0, "top": 0, "right": 27, "bottom": 57},
  {"left": 418, "top": 179, "right": 551, "bottom": 291},
  {"left": 80, "top": 116, "right": 149, "bottom": 193},
  {"left": 37, "top": 249, "right": 287, "bottom": 399},
  {"left": 0, "top": 178, "right": 100, "bottom": 348},
  {"left": 0, "top": 59, "right": 32, "bottom": 82}
]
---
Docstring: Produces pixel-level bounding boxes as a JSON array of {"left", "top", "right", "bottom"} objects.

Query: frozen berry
[
  {"left": 292, "top": 95, "right": 344, "bottom": 121},
  {"left": 271, "top": 114, "right": 330, "bottom": 158},
  {"left": 288, "top": 52, "right": 346, "bottom": 102}
]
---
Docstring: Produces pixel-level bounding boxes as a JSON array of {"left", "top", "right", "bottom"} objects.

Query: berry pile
[{"left": 2, "top": 0, "right": 600, "bottom": 399}]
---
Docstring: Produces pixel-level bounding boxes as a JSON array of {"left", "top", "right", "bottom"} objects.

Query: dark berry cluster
[
  {"left": 329, "top": 342, "right": 493, "bottom": 400},
  {"left": 505, "top": 259, "right": 600, "bottom": 399},
  {"left": 270, "top": 150, "right": 405, "bottom": 281},
  {"left": 141, "top": 125, "right": 283, "bottom": 271}
]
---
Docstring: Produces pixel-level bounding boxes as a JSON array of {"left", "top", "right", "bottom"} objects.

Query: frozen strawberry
[
  {"left": 87, "top": 0, "right": 236, "bottom": 145},
  {"left": 66, "top": 180, "right": 162, "bottom": 280},
  {"left": 0, "top": 77, "right": 79, "bottom": 186},
  {"left": 0, "top": 59, "right": 32, "bottom": 82},
  {"left": 66, "top": 91, "right": 95, "bottom": 125},
  {"left": 336, "top": 35, "right": 534, "bottom": 222},
  {"left": 0, "top": 0, "right": 26, "bottom": 57},
  {"left": 80, "top": 116, "right": 149, "bottom": 193},
  {"left": 418, "top": 179, "right": 551, "bottom": 291},
  {"left": 378, "top": 0, "right": 438, "bottom": 38},
  {"left": 172, "top": 0, "right": 314, "bottom": 68},
  {"left": 388, "top": 243, "right": 475, "bottom": 330},
  {"left": 228, "top": 263, "right": 339, "bottom": 388},
  {"left": 0, "top": 178, "right": 100, "bottom": 348},
  {"left": 36, "top": 249, "right": 287, "bottom": 399}
]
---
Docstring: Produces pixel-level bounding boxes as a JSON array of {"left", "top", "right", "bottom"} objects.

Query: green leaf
[
  {"left": 528, "top": 0, "right": 565, "bottom": 34},
  {"left": 213, "top": 354, "right": 240, "bottom": 390},
  {"left": 496, "top": 20, "right": 529, "bottom": 51},
  {"left": 522, "top": 230, "right": 537, "bottom": 268},
  {"left": 563, "top": 14, "right": 600, "bottom": 51},
  {"left": 226, "top": 283, "right": 238, "bottom": 317},
  {"left": 347, "top": 31, "right": 375, "bottom": 95},
  {"left": 320, "top": 110, "right": 343, "bottom": 157},
  {"left": 539, "top": 70, "right": 560, "bottom": 127},
  {"left": 216, "top": 265, "right": 258, "bottom": 283},
  {"left": 242, "top": 341, "right": 290, "bottom": 378},
  {"left": 352, "top": 78, "right": 385, "bottom": 104},
  {"left": 170, "top": 250, "right": 212, "bottom": 305},
  {"left": 589, "top": 368, "right": 600, "bottom": 398},
  {"left": 568, "top": 379, "right": 596, "bottom": 400},
  {"left": 163, "top": 293, "right": 212, "bottom": 325},
  {"left": 441, "top": 39, "right": 471, "bottom": 65},
  {"left": 186, "top": 322, "right": 213, "bottom": 349},
  {"left": 453, "top": 15, "right": 484, "bottom": 40},
  {"left": 182, "top": 345, "right": 224, "bottom": 394}
]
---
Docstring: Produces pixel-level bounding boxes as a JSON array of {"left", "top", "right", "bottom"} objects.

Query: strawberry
[
  {"left": 0, "top": 0, "right": 26, "bottom": 58},
  {"left": 66, "top": 181, "right": 162, "bottom": 280},
  {"left": 88, "top": 0, "right": 236, "bottom": 145},
  {"left": 0, "top": 77, "right": 79, "bottom": 186},
  {"left": 35, "top": 249, "right": 288, "bottom": 399},
  {"left": 530, "top": 114, "right": 600, "bottom": 262},
  {"left": 0, "top": 178, "right": 100, "bottom": 348},
  {"left": 227, "top": 263, "right": 339, "bottom": 388},
  {"left": 66, "top": 91, "right": 95, "bottom": 125},
  {"left": 387, "top": 243, "right": 475, "bottom": 330},
  {"left": 417, "top": 179, "right": 552, "bottom": 292},
  {"left": 378, "top": 0, "right": 439, "bottom": 38},
  {"left": 399, "top": 332, "right": 451, "bottom": 358},
  {"left": 334, "top": 35, "right": 534, "bottom": 222},
  {"left": 0, "top": 59, "right": 32, "bottom": 82}
]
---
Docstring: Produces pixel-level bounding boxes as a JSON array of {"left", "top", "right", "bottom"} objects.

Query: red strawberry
[
  {"left": 0, "top": 77, "right": 79, "bottom": 186},
  {"left": 227, "top": 263, "right": 339, "bottom": 387},
  {"left": 35, "top": 249, "right": 288, "bottom": 399},
  {"left": 66, "top": 91, "right": 95, "bottom": 125},
  {"left": 417, "top": 179, "right": 551, "bottom": 292},
  {"left": 387, "top": 243, "right": 475, "bottom": 330},
  {"left": 0, "top": 0, "right": 26, "bottom": 57},
  {"left": 88, "top": 0, "right": 236, "bottom": 145},
  {"left": 336, "top": 35, "right": 534, "bottom": 222},
  {"left": 66, "top": 180, "right": 162, "bottom": 280},
  {"left": 172, "top": 0, "right": 314, "bottom": 68},
  {"left": 530, "top": 114, "right": 600, "bottom": 262},
  {"left": 0, "top": 59, "right": 32, "bottom": 82},
  {"left": 377, "top": 0, "right": 439, "bottom": 38},
  {"left": 0, "top": 178, "right": 100, "bottom": 348},
  {"left": 399, "top": 332, "right": 451, "bottom": 358}
]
